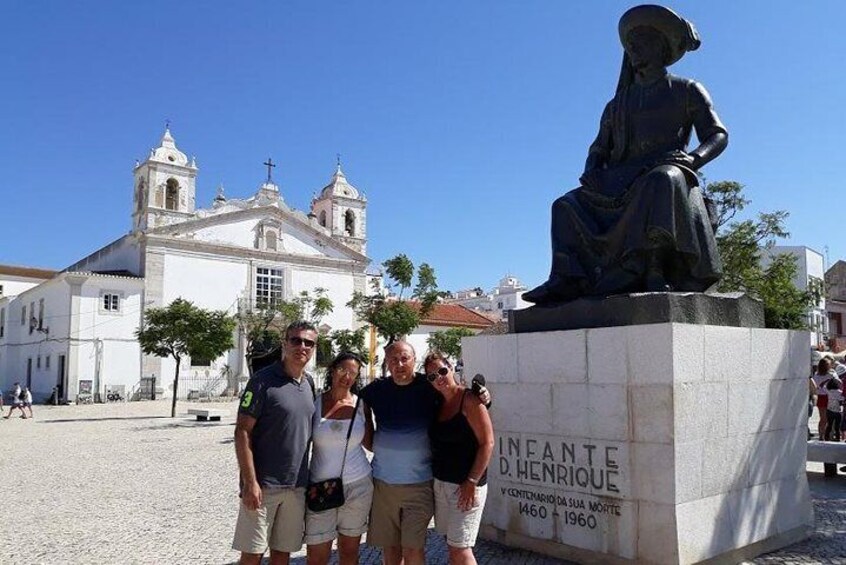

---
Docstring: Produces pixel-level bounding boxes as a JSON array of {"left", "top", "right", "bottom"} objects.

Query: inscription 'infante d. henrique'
[{"left": 498, "top": 435, "right": 621, "bottom": 495}]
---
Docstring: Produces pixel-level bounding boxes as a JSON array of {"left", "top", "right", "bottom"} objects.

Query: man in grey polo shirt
[{"left": 233, "top": 321, "right": 318, "bottom": 565}]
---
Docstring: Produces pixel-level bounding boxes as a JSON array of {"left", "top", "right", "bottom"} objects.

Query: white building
[
  {"left": 450, "top": 275, "right": 531, "bottom": 321},
  {"left": 763, "top": 245, "right": 826, "bottom": 346},
  {"left": 0, "top": 128, "right": 371, "bottom": 402},
  {"left": 0, "top": 264, "right": 56, "bottom": 299}
]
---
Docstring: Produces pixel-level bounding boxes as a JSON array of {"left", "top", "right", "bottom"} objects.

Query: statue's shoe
[{"left": 523, "top": 277, "right": 584, "bottom": 304}]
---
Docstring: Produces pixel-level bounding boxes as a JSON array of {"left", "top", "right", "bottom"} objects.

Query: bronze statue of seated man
[{"left": 524, "top": 5, "right": 727, "bottom": 304}]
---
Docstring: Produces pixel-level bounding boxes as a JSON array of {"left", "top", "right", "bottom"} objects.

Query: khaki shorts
[
  {"left": 232, "top": 487, "right": 305, "bottom": 554},
  {"left": 367, "top": 479, "right": 434, "bottom": 549},
  {"left": 305, "top": 475, "right": 374, "bottom": 545},
  {"left": 433, "top": 479, "right": 487, "bottom": 548}
]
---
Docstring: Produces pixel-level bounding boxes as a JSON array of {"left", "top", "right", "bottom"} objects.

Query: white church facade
[{"left": 0, "top": 129, "right": 370, "bottom": 402}]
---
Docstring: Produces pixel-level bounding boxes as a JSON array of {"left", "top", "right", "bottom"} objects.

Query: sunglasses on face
[
  {"left": 426, "top": 366, "right": 450, "bottom": 382},
  {"left": 287, "top": 336, "right": 316, "bottom": 348}
]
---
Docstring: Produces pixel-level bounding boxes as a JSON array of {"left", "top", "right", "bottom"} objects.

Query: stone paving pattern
[{"left": 0, "top": 401, "right": 843, "bottom": 564}]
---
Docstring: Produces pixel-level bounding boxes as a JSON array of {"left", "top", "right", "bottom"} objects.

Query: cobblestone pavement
[{"left": 0, "top": 401, "right": 843, "bottom": 564}]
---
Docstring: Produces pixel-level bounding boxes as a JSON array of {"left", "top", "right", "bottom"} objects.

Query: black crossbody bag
[{"left": 306, "top": 396, "right": 360, "bottom": 512}]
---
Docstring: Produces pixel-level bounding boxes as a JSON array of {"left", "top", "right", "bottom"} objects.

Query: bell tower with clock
[{"left": 132, "top": 127, "right": 198, "bottom": 232}]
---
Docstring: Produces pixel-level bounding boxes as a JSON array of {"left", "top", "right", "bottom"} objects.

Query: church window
[
  {"left": 255, "top": 267, "right": 284, "bottom": 307},
  {"left": 0, "top": 307, "right": 5, "bottom": 338},
  {"left": 266, "top": 230, "right": 278, "bottom": 251},
  {"left": 29, "top": 301, "right": 34, "bottom": 334},
  {"left": 46, "top": 355, "right": 50, "bottom": 369},
  {"left": 165, "top": 178, "right": 180, "bottom": 211},
  {"left": 102, "top": 293, "right": 120, "bottom": 312},
  {"left": 37, "top": 355, "right": 41, "bottom": 369},
  {"left": 21, "top": 304, "right": 26, "bottom": 325},
  {"left": 344, "top": 210, "right": 356, "bottom": 237},
  {"left": 319, "top": 210, "right": 327, "bottom": 227},
  {"left": 38, "top": 299, "right": 44, "bottom": 330}
]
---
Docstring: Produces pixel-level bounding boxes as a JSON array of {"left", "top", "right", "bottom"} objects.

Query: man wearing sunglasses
[
  {"left": 360, "top": 341, "right": 489, "bottom": 565},
  {"left": 233, "top": 321, "right": 319, "bottom": 565}
]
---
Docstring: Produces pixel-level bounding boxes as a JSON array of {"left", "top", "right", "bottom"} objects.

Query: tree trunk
[{"left": 170, "top": 357, "right": 181, "bottom": 418}]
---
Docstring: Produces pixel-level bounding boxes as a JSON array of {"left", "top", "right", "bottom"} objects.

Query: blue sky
[{"left": 1, "top": 1, "right": 844, "bottom": 292}]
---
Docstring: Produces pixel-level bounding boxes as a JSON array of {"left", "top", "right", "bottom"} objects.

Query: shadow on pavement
[
  {"left": 37, "top": 415, "right": 172, "bottom": 424},
  {"left": 131, "top": 421, "right": 235, "bottom": 431}
]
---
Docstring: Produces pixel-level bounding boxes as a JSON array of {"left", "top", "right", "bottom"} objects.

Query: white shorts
[
  {"left": 433, "top": 478, "right": 488, "bottom": 549},
  {"left": 232, "top": 487, "right": 305, "bottom": 554},
  {"left": 305, "top": 475, "right": 373, "bottom": 545}
]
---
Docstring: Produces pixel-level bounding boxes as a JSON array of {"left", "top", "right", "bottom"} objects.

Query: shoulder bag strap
[{"left": 338, "top": 395, "right": 361, "bottom": 479}]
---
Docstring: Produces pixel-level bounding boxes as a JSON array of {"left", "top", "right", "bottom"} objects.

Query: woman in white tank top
[{"left": 306, "top": 352, "right": 374, "bottom": 565}]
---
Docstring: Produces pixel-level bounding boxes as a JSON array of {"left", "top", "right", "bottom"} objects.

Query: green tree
[
  {"left": 348, "top": 255, "right": 441, "bottom": 375},
  {"left": 329, "top": 327, "right": 370, "bottom": 361},
  {"left": 704, "top": 181, "right": 816, "bottom": 330},
  {"left": 348, "top": 255, "right": 440, "bottom": 345},
  {"left": 236, "top": 288, "right": 334, "bottom": 374},
  {"left": 136, "top": 298, "right": 236, "bottom": 417},
  {"left": 427, "top": 327, "right": 475, "bottom": 362}
]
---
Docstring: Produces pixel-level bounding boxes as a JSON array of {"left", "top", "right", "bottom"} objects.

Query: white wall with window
[
  {"left": 255, "top": 267, "right": 285, "bottom": 306},
  {"left": 0, "top": 272, "right": 143, "bottom": 402}
]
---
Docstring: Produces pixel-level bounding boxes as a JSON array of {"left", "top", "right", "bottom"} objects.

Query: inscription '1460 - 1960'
[{"left": 497, "top": 435, "right": 621, "bottom": 495}]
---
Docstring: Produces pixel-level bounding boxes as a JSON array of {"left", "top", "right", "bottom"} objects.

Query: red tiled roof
[
  {"left": 413, "top": 302, "right": 496, "bottom": 329},
  {"left": 0, "top": 264, "right": 57, "bottom": 280}
]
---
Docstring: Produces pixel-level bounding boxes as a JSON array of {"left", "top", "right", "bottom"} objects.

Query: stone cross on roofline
[{"left": 263, "top": 158, "right": 276, "bottom": 184}]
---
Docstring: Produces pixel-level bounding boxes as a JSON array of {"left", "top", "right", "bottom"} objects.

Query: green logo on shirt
[{"left": 241, "top": 391, "right": 253, "bottom": 408}]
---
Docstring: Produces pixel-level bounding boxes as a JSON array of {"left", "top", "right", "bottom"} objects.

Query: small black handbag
[{"left": 306, "top": 396, "right": 360, "bottom": 512}]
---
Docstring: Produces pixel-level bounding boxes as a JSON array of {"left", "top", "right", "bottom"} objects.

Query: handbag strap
[{"left": 338, "top": 395, "right": 361, "bottom": 478}]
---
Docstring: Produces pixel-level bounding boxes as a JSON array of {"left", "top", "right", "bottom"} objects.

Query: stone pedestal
[
  {"left": 463, "top": 323, "right": 812, "bottom": 564},
  {"left": 509, "top": 292, "right": 764, "bottom": 334}
]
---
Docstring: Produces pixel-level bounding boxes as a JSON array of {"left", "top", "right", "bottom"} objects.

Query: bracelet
[{"left": 467, "top": 477, "right": 479, "bottom": 485}]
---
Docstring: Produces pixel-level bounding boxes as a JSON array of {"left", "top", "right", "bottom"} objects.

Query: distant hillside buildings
[{"left": 448, "top": 275, "right": 531, "bottom": 322}]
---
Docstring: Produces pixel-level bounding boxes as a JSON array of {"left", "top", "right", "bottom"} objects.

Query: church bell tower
[
  {"left": 132, "top": 127, "right": 198, "bottom": 232},
  {"left": 310, "top": 161, "right": 367, "bottom": 254}
]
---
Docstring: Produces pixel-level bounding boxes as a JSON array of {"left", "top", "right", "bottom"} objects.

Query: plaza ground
[{"left": 0, "top": 401, "right": 843, "bottom": 564}]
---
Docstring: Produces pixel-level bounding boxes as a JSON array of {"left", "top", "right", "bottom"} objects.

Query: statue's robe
[{"left": 549, "top": 74, "right": 726, "bottom": 295}]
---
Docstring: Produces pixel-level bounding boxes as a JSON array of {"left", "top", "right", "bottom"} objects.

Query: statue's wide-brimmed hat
[{"left": 618, "top": 4, "right": 700, "bottom": 66}]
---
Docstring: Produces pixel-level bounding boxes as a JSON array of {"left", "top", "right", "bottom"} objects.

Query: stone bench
[
  {"left": 807, "top": 440, "right": 846, "bottom": 477},
  {"left": 187, "top": 408, "right": 226, "bottom": 422}
]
